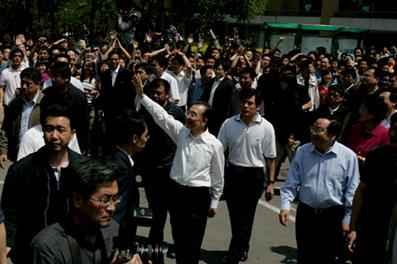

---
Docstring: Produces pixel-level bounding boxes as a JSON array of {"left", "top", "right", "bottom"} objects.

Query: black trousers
[
  {"left": 169, "top": 180, "right": 211, "bottom": 264},
  {"left": 295, "top": 202, "right": 345, "bottom": 264},
  {"left": 224, "top": 164, "right": 265, "bottom": 262},
  {"left": 142, "top": 166, "right": 173, "bottom": 244}
]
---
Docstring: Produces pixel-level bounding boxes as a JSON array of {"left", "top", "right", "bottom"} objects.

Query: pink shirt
[{"left": 347, "top": 123, "right": 389, "bottom": 157}]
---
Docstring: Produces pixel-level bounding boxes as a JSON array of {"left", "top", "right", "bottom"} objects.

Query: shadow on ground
[{"left": 271, "top": 245, "right": 297, "bottom": 263}]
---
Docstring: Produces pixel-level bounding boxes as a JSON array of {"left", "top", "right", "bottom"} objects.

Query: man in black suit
[
  {"left": 98, "top": 51, "right": 136, "bottom": 148},
  {"left": 102, "top": 110, "right": 149, "bottom": 249},
  {"left": 41, "top": 62, "right": 89, "bottom": 153},
  {"left": 200, "top": 61, "right": 234, "bottom": 136}
]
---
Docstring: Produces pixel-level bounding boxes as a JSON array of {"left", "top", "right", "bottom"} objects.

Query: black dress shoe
[{"left": 239, "top": 251, "right": 248, "bottom": 262}]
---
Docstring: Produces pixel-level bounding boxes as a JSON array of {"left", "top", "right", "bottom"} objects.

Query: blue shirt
[
  {"left": 19, "top": 93, "right": 39, "bottom": 142},
  {"left": 280, "top": 141, "right": 359, "bottom": 224}
]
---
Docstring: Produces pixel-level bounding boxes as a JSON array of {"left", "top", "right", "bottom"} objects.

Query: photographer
[
  {"left": 118, "top": 8, "right": 141, "bottom": 49},
  {"left": 29, "top": 158, "right": 150, "bottom": 264}
]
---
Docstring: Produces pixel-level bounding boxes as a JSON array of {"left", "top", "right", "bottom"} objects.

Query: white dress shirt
[
  {"left": 159, "top": 71, "right": 180, "bottom": 102},
  {"left": 218, "top": 113, "right": 276, "bottom": 167},
  {"left": 168, "top": 69, "right": 192, "bottom": 107},
  {"left": 139, "top": 95, "right": 224, "bottom": 208}
]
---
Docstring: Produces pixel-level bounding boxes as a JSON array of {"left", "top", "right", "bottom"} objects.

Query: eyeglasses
[
  {"left": 310, "top": 126, "right": 327, "bottom": 135},
  {"left": 89, "top": 195, "right": 121, "bottom": 208}
]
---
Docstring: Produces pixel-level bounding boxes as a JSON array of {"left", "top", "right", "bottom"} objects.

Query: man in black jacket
[
  {"left": 41, "top": 62, "right": 89, "bottom": 153},
  {"left": 1, "top": 103, "right": 83, "bottom": 263}
]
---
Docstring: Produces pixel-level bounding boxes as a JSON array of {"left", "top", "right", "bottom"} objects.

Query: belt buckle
[{"left": 313, "top": 208, "right": 323, "bottom": 214}]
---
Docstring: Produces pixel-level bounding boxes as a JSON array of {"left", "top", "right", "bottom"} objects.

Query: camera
[{"left": 118, "top": 242, "right": 169, "bottom": 264}]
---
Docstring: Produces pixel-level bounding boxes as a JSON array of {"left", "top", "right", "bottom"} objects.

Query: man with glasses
[
  {"left": 1, "top": 103, "right": 82, "bottom": 263},
  {"left": 279, "top": 118, "right": 360, "bottom": 264},
  {"left": 0, "top": 68, "right": 44, "bottom": 167},
  {"left": 30, "top": 158, "right": 146, "bottom": 264},
  {"left": 133, "top": 74, "right": 224, "bottom": 264}
]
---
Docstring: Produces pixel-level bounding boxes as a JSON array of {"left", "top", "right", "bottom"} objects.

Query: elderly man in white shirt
[{"left": 133, "top": 74, "right": 224, "bottom": 264}]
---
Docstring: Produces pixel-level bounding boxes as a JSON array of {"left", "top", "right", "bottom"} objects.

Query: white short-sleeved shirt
[
  {"left": 218, "top": 113, "right": 277, "bottom": 167},
  {"left": 168, "top": 69, "right": 192, "bottom": 107},
  {"left": 0, "top": 67, "right": 23, "bottom": 105}
]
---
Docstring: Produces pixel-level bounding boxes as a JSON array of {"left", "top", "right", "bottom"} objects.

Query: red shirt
[{"left": 346, "top": 123, "right": 389, "bottom": 156}]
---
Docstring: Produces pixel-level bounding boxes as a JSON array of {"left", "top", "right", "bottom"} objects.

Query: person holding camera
[{"left": 30, "top": 158, "right": 148, "bottom": 264}]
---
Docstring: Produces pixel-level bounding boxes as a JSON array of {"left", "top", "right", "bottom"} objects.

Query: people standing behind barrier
[
  {"left": 347, "top": 113, "right": 397, "bottom": 264},
  {"left": 280, "top": 118, "right": 360, "bottom": 264},
  {"left": 133, "top": 73, "right": 224, "bottom": 264}
]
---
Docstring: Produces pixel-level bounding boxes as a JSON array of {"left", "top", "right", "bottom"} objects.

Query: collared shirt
[
  {"left": 208, "top": 76, "right": 224, "bottom": 106},
  {"left": 19, "top": 92, "right": 40, "bottom": 142},
  {"left": 159, "top": 71, "right": 180, "bottom": 102},
  {"left": 139, "top": 95, "right": 224, "bottom": 208},
  {"left": 218, "top": 113, "right": 276, "bottom": 167},
  {"left": 168, "top": 69, "right": 192, "bottom": 107},
  {"left": 280, "top": 141, "right": 360, "bottom": 224},
  {"left": 111, "top": 65, "right": 120, "bottom": 87},
  {"left": 116, "top": 145, "right": 134, "bottom": 167},
  {"left": 0, "top": 66, "right": 23, "bottom": 105}
]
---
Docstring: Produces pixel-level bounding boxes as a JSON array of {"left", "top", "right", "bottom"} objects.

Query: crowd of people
[{"left": 0, "top": 24, "right": 395, "bottom": 264}]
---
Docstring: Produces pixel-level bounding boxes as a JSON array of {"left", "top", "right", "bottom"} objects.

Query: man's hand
[
  {"left": 346, "top": 231, "right": 357, "bottom": 253},
  {"left": 342, "top": 223, "right": 350, "bottom": 237},
  {"left": 125, "top": 254, "right": 152, "bottom": 264},
  {"left": 279, "top": 210, "right": 289, "bottom": 226},
  {"left": 132, "top": 75, "right": 144, "bottom": 98},
  {"left": 208, "top": 208, "right": 217, "bottom": 218},
  {"left": 265, "top": 183, "right": 274, "bottom": 201},
  {"left": 0, "top": 155, "right": 8, "bottom": 169}
]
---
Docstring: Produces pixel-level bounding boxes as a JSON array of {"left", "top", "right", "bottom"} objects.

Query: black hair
[
  {"left": 113, "top": 110, "right": 147, "bottom": 145},
  {"left": 328, "top": 85, "right": 345, "bottom": 98},
  {"left": 239, "top": 67, "right": 257, "bottom": 80},
  {"left": 199, "top": 65, "right": 213, "bottom": 76},
  {"left": 341, "top": 68, "right": 357, "bottom": 79},
  {"left": 68, "top": 158, "right": 118, "bottom": 199},
  {"left": 240, "top": 88, "right": 262, "bottom": 106},
  {"left": 20, "top": 67, "right": 41, "bottom": 84},
  {"left": 54, "top": 53, "right": 71, "bottom": 64},
  {"left": 172, "top": 55, "right": 184, "bottom": 66},
  {"left": 190, "top": 101, "right": 213, "bottom": 128},
  {"left": 40, "top": 103, "right": 75, "bottom": 129},
  {"left": 390, "top": 112, "right": 397, "bottom": 127},
  {"left": 50, "top": 62, "right": 71, "bottom": 80},
  {"left": 10, "top": 48, "right": 23, "bottom": 58},
  {"left": 148, "top": 78, "right": 170, "bottom": 93},
  {"left": 152, "top": 55, "right": 169, "bottom": 69},
  {"left": 362, "top": 96, "right": 388, "bottom": 124},
  {"left": 327, "top": 119, "right": 342, "bottom": 137}
]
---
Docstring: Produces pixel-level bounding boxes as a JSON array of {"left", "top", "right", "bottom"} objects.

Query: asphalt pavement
[{"left": 0, "top": 160, "right": 297, "bottom": 264}]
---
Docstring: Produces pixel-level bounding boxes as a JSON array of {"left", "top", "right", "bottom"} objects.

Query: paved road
[
  {"left": 135, "top": 162, "right": 298, "bottom": 264},
  {"left": 0, "top": 160, "right": 297, "bottom": 264}
]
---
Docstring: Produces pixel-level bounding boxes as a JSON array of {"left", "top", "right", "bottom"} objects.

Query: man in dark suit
[
  {"left": 98, "top": 51, "right": 136, "bottom": 148},
  {"left": 200, "top": 61, "right": 234, "bottom": 136},
  {"left": 40, "top": 62, "right": 89, "bottom": 153},
  {"left": 102, "top": 110, "right": 149, "bottom": 249}
]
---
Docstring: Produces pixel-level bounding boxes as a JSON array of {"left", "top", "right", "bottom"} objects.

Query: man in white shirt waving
[{"left": 133, "top": 75, "right": 224, "bottom": 264}]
